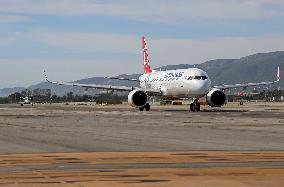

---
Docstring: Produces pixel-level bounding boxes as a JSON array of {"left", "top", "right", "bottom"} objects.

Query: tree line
[
  {"left": 0, "top": 89, "right": 126, "bottom": 104},
  {"left": 0, "top": 88, "right": 283, "bottom": 105},
  {"left": 228, "top": 89, "right": 284, "bottom": 102}
]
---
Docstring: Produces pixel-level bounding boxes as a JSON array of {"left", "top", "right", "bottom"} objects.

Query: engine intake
[
  {"left": 206, "top": 88, "right": 226, "bottom": 107},
  {"left": 128, "top": 90, "right": 148, "bottom": 107}
]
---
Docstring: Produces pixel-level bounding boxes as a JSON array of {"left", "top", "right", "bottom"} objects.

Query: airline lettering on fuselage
[
  {"left": 164, "top": 72, "right": 184, "bottom": 79},
  {"left": 144, "top": 77, "right": 151, "bottom": 88},
  {"left": 144, "top": 71, "right": 187, "bottom": 83}
]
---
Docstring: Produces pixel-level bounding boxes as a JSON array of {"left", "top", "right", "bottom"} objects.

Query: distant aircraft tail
[
  {"left": 276, "top": 66, "right": 280, "bottom": 82},
  {"left": 142, "top": 36, "right": 152, "bottom": 74}
]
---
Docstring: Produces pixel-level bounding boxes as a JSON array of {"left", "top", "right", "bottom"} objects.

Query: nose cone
[{"left": 193, "top": 79, "right": 211, "bottom": 94}]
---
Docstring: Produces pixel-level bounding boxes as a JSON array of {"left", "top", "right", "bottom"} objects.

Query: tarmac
[
  {"left": 0, "top": 102, "right": 283, "bottom": 186},
  {"left": 0, "top": 151, "right": 283, "bottom": 187},
  {"left": 0, "top": 102, "right": 283, "bottom": 153}
]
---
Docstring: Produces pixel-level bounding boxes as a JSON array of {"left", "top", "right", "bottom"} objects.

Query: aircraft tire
[
  {"left": 145, "top": 103, "right": 150, "bottom": 111},
  {"left": 190, "top": 100, "right": 201, "bottom": 112},
  {"left": 190, "top": 103, "right": 194, "bottom": 111},
  {"left": 196, "top": 103, "right": 201, "bottom": 112}
]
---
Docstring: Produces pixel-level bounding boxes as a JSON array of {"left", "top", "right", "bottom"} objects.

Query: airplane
[
  {"left": 18, "top": 96, "right": 34, "bottom": 107},
  {"left": 44, "top": 36, "right": 280, "bottom": 112}
]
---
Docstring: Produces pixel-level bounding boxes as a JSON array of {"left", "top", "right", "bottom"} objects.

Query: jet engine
[
  {"left": 128, "top": 89, "right": 148, "bottom": 108},
  {"left": 206, "top": 88, "right": 226, "bottom": 107}
]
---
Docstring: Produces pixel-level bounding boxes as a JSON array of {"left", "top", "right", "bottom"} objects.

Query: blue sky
[{"left": 0, "top": 0, "right": 284, "bottom": 88}]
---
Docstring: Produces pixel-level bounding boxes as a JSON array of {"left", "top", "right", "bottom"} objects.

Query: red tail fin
[{"left": 142, "top": 36, "right": 152, "bottom": 74}]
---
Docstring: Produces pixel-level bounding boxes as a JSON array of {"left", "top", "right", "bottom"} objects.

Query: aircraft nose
[{"left": 196, "top": 80, "right": 210, "bottom": 93}]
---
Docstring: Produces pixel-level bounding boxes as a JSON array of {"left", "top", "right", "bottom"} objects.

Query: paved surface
[
  {"left": 0, "top": 151, "right": 283, "bottom": 187},
  {"left": 0, "top": 102, "right": 283, "bottom": 153},
  {"left": 0, "top": 103, "right": 283, "bottom": 186}
]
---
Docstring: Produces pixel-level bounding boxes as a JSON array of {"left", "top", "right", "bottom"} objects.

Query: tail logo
[{"left": 142, "top": 36, "right": 152, "bottom": 74}]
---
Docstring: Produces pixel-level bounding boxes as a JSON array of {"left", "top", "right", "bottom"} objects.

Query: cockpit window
[{"left": 194, "top": 76, "right": 208, "bottom": 80}]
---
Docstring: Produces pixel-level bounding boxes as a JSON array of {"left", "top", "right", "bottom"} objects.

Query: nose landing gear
[{"left": 190, "top": 98, "right": 201, "bottom": 112}]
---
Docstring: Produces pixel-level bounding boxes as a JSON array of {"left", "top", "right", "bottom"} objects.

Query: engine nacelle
[
  {"left": 128, "top": 89, "right": 148, "bottom": 108},
  {"left": 206, "top": 88, "right": 226, "bottom": 107}
]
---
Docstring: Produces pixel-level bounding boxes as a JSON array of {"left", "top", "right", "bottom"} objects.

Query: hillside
[
  {"left": 156, "top": 51, "right": 283, "bottom": 87},
  {"left": 198, "top": 51, "right": 283, "bottom": 86},
  {"left": 0, "top": 51, "right": 283, "bottom": 97}
]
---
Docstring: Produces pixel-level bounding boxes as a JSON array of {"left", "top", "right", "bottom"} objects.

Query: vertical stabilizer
[{"left": 142, "top": 36, "right": 152, "bottom": 74}]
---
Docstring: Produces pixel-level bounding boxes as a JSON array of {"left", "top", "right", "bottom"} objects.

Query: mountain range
[{"left": 0, "top": 51, "right": 283, "bottom": 97}]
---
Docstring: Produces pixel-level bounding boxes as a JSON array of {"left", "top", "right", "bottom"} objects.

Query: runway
[
  {"left": 0, "top": 151, "right": 283, "bottom": 186},
  {"left": 0, "top": 102, "right": 283, "bottom": 186},
  {"left": 0, "top": 102, "right": 283, "bottom": 153}
]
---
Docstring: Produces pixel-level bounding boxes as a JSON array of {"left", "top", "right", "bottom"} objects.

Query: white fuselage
[{"left": 139, "top": 68, "right": 211, "bottom": 97}]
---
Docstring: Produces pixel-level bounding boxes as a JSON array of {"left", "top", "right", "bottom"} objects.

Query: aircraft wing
[
  {"left": 104, "top": 76, "right": 140, "bottom": 82},
  {"left": 44, "top": 70, "right": 161, "bottom": 94},
  {"left": 213, "top": 66, "right": 280, "bottom": 90},
  {"left": 214, "top": 81, "right": 278, "bottom": 90}
]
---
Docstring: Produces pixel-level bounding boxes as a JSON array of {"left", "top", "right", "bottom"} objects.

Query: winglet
[
  {"left": 276, "top": 66, "right": 280, "bottom": 82},
  {"left": 43, "top": 70, "right": 51, "bottom": 83}
]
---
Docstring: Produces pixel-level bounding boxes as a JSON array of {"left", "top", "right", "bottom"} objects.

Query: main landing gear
[
  {"left": 190, "top": 98, "right": 201, "bottom": 112},
  {"left": 139, "top": 103, "right": 151, "bottom": 111}
]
